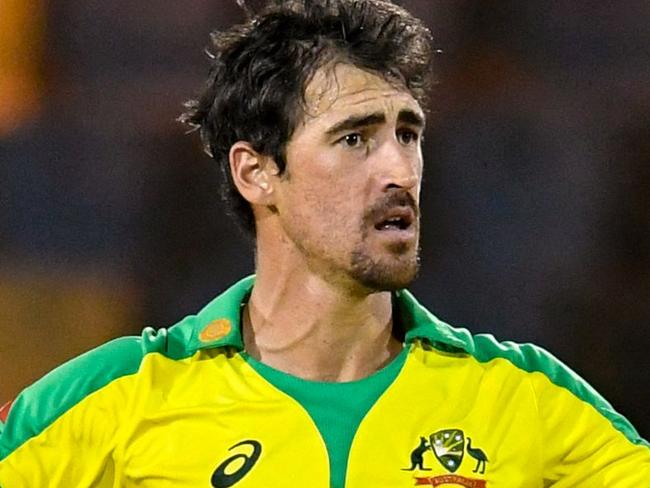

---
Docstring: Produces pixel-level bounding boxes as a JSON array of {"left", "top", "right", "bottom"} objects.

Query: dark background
[{"left": 1, "top": 0, "right": 648, "bottom": 437}]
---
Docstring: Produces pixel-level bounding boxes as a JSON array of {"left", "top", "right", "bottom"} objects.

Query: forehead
[{"left": 300, "top": 63, "right": 423, "bottom": 126}]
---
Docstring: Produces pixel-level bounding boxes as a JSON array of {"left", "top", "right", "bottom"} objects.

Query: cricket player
[{"left": 1, "top": 0, "right": 648, "bottom": 486}]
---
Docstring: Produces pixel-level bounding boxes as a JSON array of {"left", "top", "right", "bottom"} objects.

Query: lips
[
  {"left": 374, "top": 207, "right": 415, "bottom": 231},
  {"left": 365, "top": 190, "right": 420, "bottom": 241}
]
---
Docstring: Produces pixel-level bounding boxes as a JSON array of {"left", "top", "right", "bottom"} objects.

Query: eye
[
  {"left": 339, "top": 133, "right": 364, "bottom": 148},
  {"left": 397, "top": 129, "right": 419, "bottom": 145}
]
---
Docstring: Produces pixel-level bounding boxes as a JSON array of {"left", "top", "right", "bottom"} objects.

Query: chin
[{"left": 350, "top": 251, "right": 420, "bottom": 291}]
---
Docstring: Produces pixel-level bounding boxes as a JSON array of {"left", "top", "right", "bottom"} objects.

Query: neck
[{"left": 243, "top": 241, "right": 403, "bottom": 382}]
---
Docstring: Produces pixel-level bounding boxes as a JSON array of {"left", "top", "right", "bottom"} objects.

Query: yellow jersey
[{"left": 1, "top": 276, "right": 648, "bottom": 487}]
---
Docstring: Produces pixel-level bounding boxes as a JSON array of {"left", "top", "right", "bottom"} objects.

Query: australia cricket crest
[{"left": 430, "top": 429, "right": 465, "bottom": 473}]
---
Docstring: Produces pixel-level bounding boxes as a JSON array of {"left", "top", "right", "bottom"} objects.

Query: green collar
[{"left": 159, "top": 275, "right": 471, "bottom": 358}]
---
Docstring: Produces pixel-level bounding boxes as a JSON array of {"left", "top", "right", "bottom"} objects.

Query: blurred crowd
[{"left": 1, "top": 0, "right": 648, "bottom": 435}]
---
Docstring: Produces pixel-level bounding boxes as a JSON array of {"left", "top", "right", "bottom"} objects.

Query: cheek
[
  {"left": 305, "top": 187, "right": 356, "bottom": 225},
  {"left": 287, "top": 181, "right": 363, "bottom": 241}
]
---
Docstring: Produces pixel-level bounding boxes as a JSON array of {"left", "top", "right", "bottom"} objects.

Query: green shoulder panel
[
  {"left": 0, "top": 336, "right": 143, "bottom": 460},
  {"left": 398, "top": 289, "right": 649, "bottom": 449},
  {"left": 0, "top": 277, "right": 257, "bottom": 461},
  {"left": 468, "top": 334, "right": 648, "bottom": 447}
]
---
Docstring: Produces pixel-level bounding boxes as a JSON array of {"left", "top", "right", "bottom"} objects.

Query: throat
[
  {"left": 251, "top": 339, "right": 404, "bottom": 382},
  {"left": 242, "top": 300, "right": 402, "bottom": 382}
]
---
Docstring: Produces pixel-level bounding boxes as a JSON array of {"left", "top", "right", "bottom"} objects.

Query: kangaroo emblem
[{"left": 402, "top": 436, "right": 432, "bottom": 471}]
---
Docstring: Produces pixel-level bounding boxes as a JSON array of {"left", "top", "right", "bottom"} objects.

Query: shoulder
[
  {"left": 439, "top": 325, "right": 605, "bottom": 407},
  {"left": 399, "top": 288, "right": 648, "bottom": 447},
  {"left": 402, "top": 290, "right": 608, "bottom": 404},
  {"left": 0, "top": 298, "right": 236, "bottom": 461},
  {"left": 426, "top": 319, "right": 649, "bottom": 449},
  {"left": 401, "top": 288, "right": 583, "bottom": 381},
  {"left": 0, "top": 335, "right": 144, "bottom": 459}
]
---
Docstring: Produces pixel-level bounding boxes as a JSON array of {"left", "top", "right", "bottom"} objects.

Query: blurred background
[{"left": 1, "top": 0, "right": 648, "bottom": 437}]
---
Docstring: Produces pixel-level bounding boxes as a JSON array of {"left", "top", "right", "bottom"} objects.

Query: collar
[{"left": 162, "top": 275, "right": 471, "bottom": 357}]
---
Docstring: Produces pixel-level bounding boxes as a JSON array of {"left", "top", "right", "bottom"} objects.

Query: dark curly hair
[{"left": 179, "top": 0, "right": 434, "bottom": 236}]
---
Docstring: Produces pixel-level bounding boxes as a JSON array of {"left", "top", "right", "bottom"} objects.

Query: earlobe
[{"left": 229, "top": 142, "right": 275, "bottom": 205}]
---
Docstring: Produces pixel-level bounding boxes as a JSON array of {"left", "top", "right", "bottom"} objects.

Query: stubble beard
[{"left": 349, "top": 234, "right": 421, "bottom": 291}]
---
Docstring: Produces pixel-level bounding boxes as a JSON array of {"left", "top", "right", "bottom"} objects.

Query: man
[{"left": 1, "top": 0, "right": 648, "bottom": 486}]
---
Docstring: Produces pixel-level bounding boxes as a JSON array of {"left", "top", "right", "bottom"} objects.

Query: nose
[{"left": 375, "top": 140, "right": 421, "bottom": 193}]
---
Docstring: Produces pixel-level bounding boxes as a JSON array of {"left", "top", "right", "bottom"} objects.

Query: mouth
[{"left": 373, "top": 207, "right": 416, "bottom": 233}]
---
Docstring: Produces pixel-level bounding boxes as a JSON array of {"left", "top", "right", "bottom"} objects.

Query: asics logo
[{"left": 211, "top": 439, "right": 262, "bottom": 488}]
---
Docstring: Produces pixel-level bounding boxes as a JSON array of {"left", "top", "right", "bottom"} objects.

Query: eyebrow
[
  {"left": 398, "top": 109, "right": 425, "bottom": 129},
  {"left": 325, "top": 112, "right": 387, "bottom": 135},
  {"left": 325, "top": 109, "right": 425, "bottom": 136}
]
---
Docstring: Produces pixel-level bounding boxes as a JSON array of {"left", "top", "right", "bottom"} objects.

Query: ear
[{"left": 229, "top": 141, "right": 277, "bottom": 206}]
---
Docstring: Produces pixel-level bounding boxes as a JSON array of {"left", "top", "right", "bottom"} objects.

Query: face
[{"left": 271, "top": 63, "right": 425, "bottom": 292}]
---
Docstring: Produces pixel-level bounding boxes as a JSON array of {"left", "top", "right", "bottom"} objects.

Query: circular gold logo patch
[{"left": 199, "top": 319, "right": 232, "bottom": 342}]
